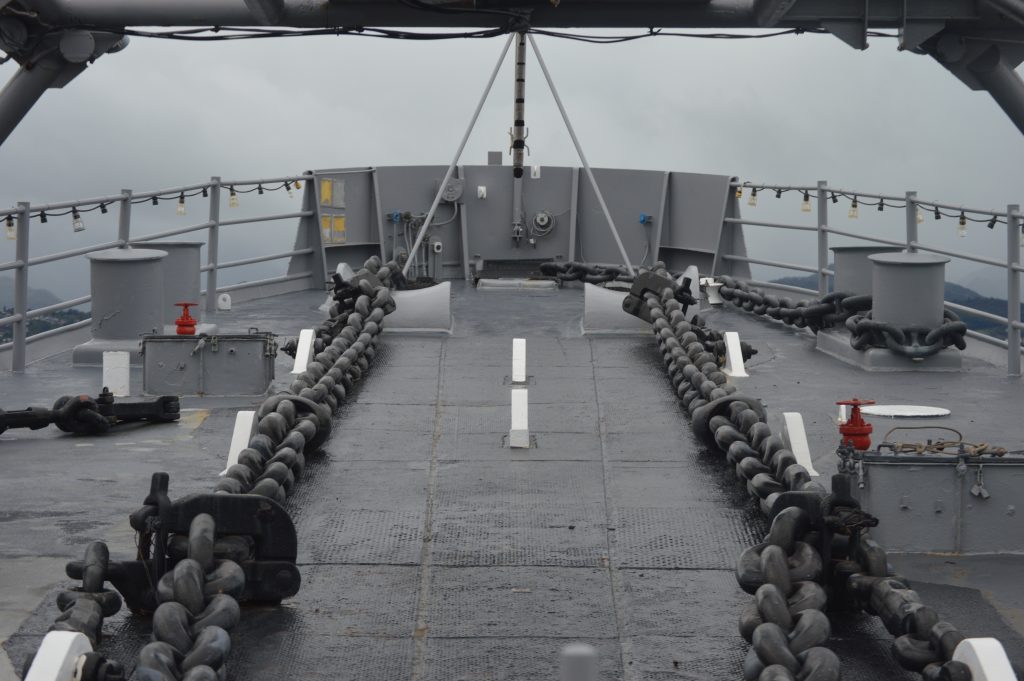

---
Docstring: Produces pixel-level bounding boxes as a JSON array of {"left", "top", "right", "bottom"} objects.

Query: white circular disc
[{"left": 859, "top": 404, "right": 950, "bottom": 418}]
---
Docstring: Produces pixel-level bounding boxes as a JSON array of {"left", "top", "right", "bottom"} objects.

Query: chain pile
[
  {"left": 539, "top": 261, "right": 636, "bottom": 284},
  {"left": 640, "top": 265, "right": 974, "bottom": 681},
  {"left": 716, "top": 276, "right": 967, "bottom": 359},
  {"left": 136, "top": 513, "right": 245, "bottom": 681}
]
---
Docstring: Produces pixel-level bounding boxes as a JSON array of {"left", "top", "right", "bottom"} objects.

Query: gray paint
[
  {"left": 853, "top": 457, "right": 1024, "bottom": 554},
  {"left": 145, "top": 242, "right": 203, "bottom": 324},
  {"left": 142, "top": 332, "right": 275, "bottom": 395},
  {"left": 84, "top": 247, "right": 166, "bottom": 341},
  {"left": 870, "top": 252, "right": 950, "bottom": 328},
  {"left": 314, "top": 165, "right": 739, "bottom": 280},
  {"left": 831, "top": 245, "right": 903, "bottom": 295}
]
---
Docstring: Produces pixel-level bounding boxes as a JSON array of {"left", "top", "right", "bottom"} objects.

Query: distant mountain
[
  {"left": 770, "top": 268, "right": 1022, "bottom": 339},
  {"left": 0, "top": 275, "right": 62, "bottom": 309}
]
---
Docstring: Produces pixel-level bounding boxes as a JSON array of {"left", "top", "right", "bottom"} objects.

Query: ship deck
[{"left": 2, "top": 283, "right": 1022, "bottom": 680}]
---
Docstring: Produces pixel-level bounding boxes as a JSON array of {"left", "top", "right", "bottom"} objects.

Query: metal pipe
[
  {"left": 528, "top": 34, "right": 635, "bottom": 276},
  {"left": 0, "top": 318, "right": 92, "bottom": 351},
  {"left": 943, "top": 301, "right": 1009, "bottom": 325},
  {"left": 218, "top": 210, "right": 311, "bottom": 227},
  {"left": 218, "top": 172, "right": 317, "bottom": 186},
  {"left": 907, "top": 241, "right": 1007, "bottom": 268},
  {"left": 511, "top": 33, "right": 528, "bottom": 245},
  {"left": 0, "top": 58, "right": 79, "bottom": 148},
  {"left": 206, "top": 179, "right": 221, "bottom": 313},
  {"left": 722, "top": 217, "right": 817, "bottom": 232},
  {"left": 966, "top": 329, "right": 1009, "bottom": 349},
  {"left": 217, "top": 271, "right": 311, "bottom": 293},
  {"left": 720, "top": 253, "right": 818, "bottom": 274},
  {"left": 128, "top": 181, "right": 212, "bottom": 202},
  {"left": 11, "top": 203, "right": 29, "bottom": 371},
  {"left": 0, "top": 260, "right": 24, "bottom": 273},
  {"left": 402, "top": 33, "right": 515, "bottom": 278},
  {"left": 824, "top": 227, "right": 908, "bottom": 249},
  {"left": 25, "top": 295, "right": 91, "bottom": 319},
  {"left": 816, "top": 180, "right": 829, "bottom": 295},
  {"left": 131, "top": 221, "right": 215, "bottom": 243},
  {"left": 969, "top": 45, "right": 1024, "bottom": 136},
  {"left": 215, "top": 248, "right": 313, "bottom": 270},
  {"left": 743, "top": 279, "right": 820, "bottom": 297},
  {"left": 1007, "top": 205, "right": 1021, "bottom": 376},
  {"left": 26, "top": 239, "right": 123, "bottom": 267}
]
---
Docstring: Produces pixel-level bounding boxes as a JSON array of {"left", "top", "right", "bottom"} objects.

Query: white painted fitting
[
  {"left": 512, "top": 338, "right": 526, "bottom": 384},
  {"left": 723, "top": 331, "right": 748, "bottom": 378},
  {"left": 216, "top": 293, "right": 232, "bottom": 311},
  {"left": 102, "top": 351, "right": 130, "bottom": 397},
  {"left": 952, "top": 638, "right": 1017, "bottom": 681},
  {"left": 291, "top": 329, "right": 316, "bottom": 374},
  {"left": 509, "top": 388, "right": 529, "bottom": 448},
  {"left": 701, "top": 277, "right": 724, "bottom": 306},
  {"left": 24, "top": 631, "right": 91, "bottom": 681},
  {"left": 221, "top": 410, "right": 257, "bottom": 475},
  {"left": 560, "top": 643, "right": 598, "bottom": 681},
  {"left": 782, "top": 412, "right": 820, "bottom": 477}
]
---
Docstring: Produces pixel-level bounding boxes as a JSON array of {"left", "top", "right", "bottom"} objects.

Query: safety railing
[
  {"left": 0, "top": 172, "right": 316, "bottom": 372},
  {"left": 726, "top": 179, "right": 1022, "bottom": 377}
]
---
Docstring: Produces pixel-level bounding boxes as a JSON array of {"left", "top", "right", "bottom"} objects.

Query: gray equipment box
[
  {"left": 852, "top": 453, "right": 1024, "bottom": 554},
  {"left": 142, "top": 332, "right": 277, "bottom": 396}
]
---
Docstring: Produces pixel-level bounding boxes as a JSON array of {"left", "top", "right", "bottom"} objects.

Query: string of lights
[
  {"left": 3, "top": 179, "right": 304, "bottom": 238},
  {"left": 735, "top": 182, "right": 1016, "bottom": 237}
]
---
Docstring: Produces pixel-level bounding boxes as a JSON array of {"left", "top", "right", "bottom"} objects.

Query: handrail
[
  {"left": 721, "top": 253, "right": 820, "bottom": 275},
  {"left": 25, "top": 296, "right": 91, "bottom": 320},
  {"left": 907, "top": 241, "right": 1007, "bottom": 268},
  {"left": 218, "top": 211, "right": 312, "bottom": 228},
  {"left": 723, "top": 217, "right": 817, "bottom": 233},
  {"left": 944, "top": 302, "right": 1009, "bottom": 325},
  {"left": 211, "top": 249, "right": 314, "bottom": 271},
  {"left": 27, "top": 240, "right": 125, "bottom": 267},
  {"left": 217, "top": 271, "right": 313, "bottom": 293},
  {"left": 822, "top": 227, "right": 906, "bottom": 248},
  {"left": 131, "top": 221, "right": 215, "bottom": 243}
]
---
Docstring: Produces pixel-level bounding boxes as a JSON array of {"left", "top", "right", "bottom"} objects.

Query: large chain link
[
  {"left": 640, "top": 265, "right": 974, "bottom": 681},
  {"left": 539, "top": 261, "right": 637, "bottom": 284},
  {"left": 716, "top": 276, "right": 967, "bottom": 359}
]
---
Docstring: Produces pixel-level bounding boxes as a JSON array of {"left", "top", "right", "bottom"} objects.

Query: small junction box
[{"left": 142, "top": 332, "right": 277, "bottom": 396}]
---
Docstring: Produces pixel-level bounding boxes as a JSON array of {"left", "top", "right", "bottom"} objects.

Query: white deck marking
[
  {"left": 953, "top": 638, "right": 1017, "bottom": 681},
  {"left": 221, "top": 410, "right": 257, "bottom": 475},
  {"left": 291, "top": 329, "right": 315, "bottom": 374},
  {"left": 560, "top": 643, "right": 598, "bottom": 681},
  {"left": 722, "top": 331, "right": 749, "bottom": 378},
  {"left": 782, "top": 412, "right": 819, "bottom": 477},
  {"left": 24, "top": 631, "right": 91, "bottom": 681},
  {"left": 509, "top": 388, "right": 530, "bottom": 448},
  {"left": 102, "top": 351, "right": 130, "bottom": 396},
  {"left": 512, "top": 338, "right": 527, "bottom": 384}
]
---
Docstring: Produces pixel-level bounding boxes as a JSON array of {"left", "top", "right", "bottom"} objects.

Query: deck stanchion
[
  {"left": 11, "top": 202, "right": 29, "bottom": 372},
  {"left": 512, "top": 338, "right": 526, "bottom": 384},
  {"left": 509, "top": 388, "right": 530, "bottom": 448},
  {"left": 1007, "top": 205, "right": 1021, "bottom": 377},
  {"left": 817, "top": 180, "right": 829, "bottom": 296},
  {"left": 206, "top": 178, "right": 221, "bottom": 314}
]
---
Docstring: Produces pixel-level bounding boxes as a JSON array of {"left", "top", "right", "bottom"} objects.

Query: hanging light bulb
[
  {"left": 176, "top": 192, "right": 186, "bottom": 216},
  {"left": 830, "top": 193, "right": 838, "bottom": 204},
  {"left": 848, "top": 196, "right": 859, "bottom": 219},
  {"left": 72, "top": 208, "right": 85, "bottom": 232},
  {"left": 934, "top": 206, "right": 941, "bottom": 220},
  {"left": 877, "top": 201, "right": 885, "bottom": 212},
  {"left": 988, "top": 216, "right": 998, "bottom": 229},
  {"left": 801, "top": 191, "right": 812, "bottom": 213},
  {"left": 917, "top": 209, "right": 925, "bottom": 224},
  {"left": 4, "top": 214, "right": 15, "bottom": 240},
  {"left": 957, "top": 211, "right": 967, "bottom": 238},
  {"left": 294, "top": 179, "right": 303, "bottom": 190},
  {"left": 747, "top": 188, "right": 758, "bottom": 207},
  {"left": 99, "top": 202, "right": 108, "bottom": 215},
  {"left": 151, "top": 196, "right": 159, "bottom": 206},
  {"left": 735, "top": 185, "right": 743, "bottom": 199},
  {"left": 257, "top": 184, "right": 264, "bottom": 196},
  {"left": 39, "top": 211, "right": 47, "bottom": 224},
  {"left": 285, "top": 181, "right": 294, "bottom": 199},
  {"left": 775, "top": 189, "right": 782, "bottom": 199},
  {"left": 202, "top": 186, "right": 209, "bottom": 198},
  {"left": 229, "top": 186, "right": 239, "bottom": 209}
]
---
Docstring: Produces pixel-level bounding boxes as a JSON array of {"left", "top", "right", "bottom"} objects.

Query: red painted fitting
[
  {"left": 174, "top": 302, "right": 198, "bottom": 336},
  {"left": 836, "top": 398, "right": 875, "bottom": 450}
]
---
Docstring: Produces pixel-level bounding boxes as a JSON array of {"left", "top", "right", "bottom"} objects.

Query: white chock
[
  {"left": 512, "top": 338, "right": 527, "bottom": 384},
  {"left": 560, "top": 643, "right": 598, "bottom": 681},
  {"left": 291, "top": 329, "right": 316, "bottom": 374},
  {"left": 952, "top": 638, "right": 1017, "bottom": 681},
  {"left": 24, "top": 631, "right": 92, "bottom": 681},
  {"left": 783, "top": 412, "right": 820, "bottom": 477},
  {"left": 723, "top": 331, "right": 749, "bottom": 378},
  {"left": 509, "top": 388, "right": 530, "bottom": 448},
  {"left": 222, "top": 410, "right": 257, "bottom": 475}
]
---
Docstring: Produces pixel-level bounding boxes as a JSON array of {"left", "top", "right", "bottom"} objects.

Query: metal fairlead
[{"left": 66, "top": 472, "right": 300, "bottom": 613}]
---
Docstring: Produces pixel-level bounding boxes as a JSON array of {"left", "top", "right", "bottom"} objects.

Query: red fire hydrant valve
[
  {"left": 836, "top": 398, "right": 875, "bottom": 450},
  {"left": 174, "top": 302, "right": 198, "bottom": 336}
]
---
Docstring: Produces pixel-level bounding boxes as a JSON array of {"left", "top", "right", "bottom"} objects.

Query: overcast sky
[{"left": 0, "top": 29, "right": 1021, "bottom": 297}]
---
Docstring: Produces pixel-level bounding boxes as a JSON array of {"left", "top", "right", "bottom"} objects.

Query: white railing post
[
  {"left": 816, "top": 180, "right": 829, "bottom": 295},
  {"left": 11, "top": 201, "right": 30, "bottom": 372},
  {"left": 118, "top": 189, "right": 132, "bottom": 246},
  {"left": 905, "top": 191, "right": 918, "bottom": 253},
  {"left": 206, "top": 178, "right": 221, "bottom": 314},
  {"left": 1007, "top": 204, "right": 1021, "bottom": 377}
]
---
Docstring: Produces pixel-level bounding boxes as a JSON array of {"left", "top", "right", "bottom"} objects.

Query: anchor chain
[
  {"left": 539, "top": 261, "right": 636, "bottom": 284},
  {"left": 716, "top": 276, "right": 967, "bottom": 358},
  {"left": 640, "top": 265, "right": 975, "bottom": 681},
  {"left": 136, "top": 513, "right": 245, "bottom": 681}
]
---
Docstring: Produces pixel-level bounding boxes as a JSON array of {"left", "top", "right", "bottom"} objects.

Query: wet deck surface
[{"left": 3, "top": 284, "right": 1023, "bottom": 679}]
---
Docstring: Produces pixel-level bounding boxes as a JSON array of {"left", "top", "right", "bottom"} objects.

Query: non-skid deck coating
[{"left": 3, "top": 284, "right": 1024, "bottom": 680}]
